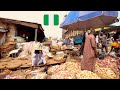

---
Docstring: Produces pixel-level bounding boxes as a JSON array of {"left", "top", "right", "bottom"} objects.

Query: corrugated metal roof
[{"left": 0, "top": 17, "right": 41, "bottom": 29}]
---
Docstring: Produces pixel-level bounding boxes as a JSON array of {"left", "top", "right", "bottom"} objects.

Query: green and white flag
[{"left": 44, "top": 14, "right": 59, "bottom": 26}]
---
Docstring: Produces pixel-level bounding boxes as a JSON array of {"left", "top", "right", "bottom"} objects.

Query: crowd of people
[
  {"left": 25, "top": 29, "right": 120, "bottom": 72},
  {"left": 80, "top": 29, "right": 120, "bottom": 72}
]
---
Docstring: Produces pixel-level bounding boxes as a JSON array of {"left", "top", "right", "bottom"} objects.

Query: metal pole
[{"left": 35, "top": 28, "right": 38, "bottom": 42}]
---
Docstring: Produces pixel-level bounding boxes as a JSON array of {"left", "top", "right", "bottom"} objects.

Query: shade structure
[{"left": 60, "top": 11, "right": 118, "bottom": 30}]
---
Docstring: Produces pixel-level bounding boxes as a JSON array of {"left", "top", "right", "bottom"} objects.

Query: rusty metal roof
[{"left": 0, "top": 17, "right": 41, "bottom": 29}]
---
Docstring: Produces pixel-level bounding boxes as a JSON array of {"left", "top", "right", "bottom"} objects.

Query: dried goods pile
[
  {"left": 17, "top": 42, "right": 38, "bottom": 59},
  {"left": 47, "top": 62, "right": 81, "bottom": 75},
  {"left": 1, "top": 55, "right": 119, "bottom": 79},
  {"left": 25, "top": 69, "right": 47, "bottom": 79},
  {"left": 5, "top": 75, "right": 23, "bottom": 79},
  {"left": 76, "top": 70, "right": 101, "bottom": 79},
  {"left": 53, "top": 51, "right": 65, "bottom": 61},
  {"left": 0, "top": 59, "right": 31, "bottom": 70},
  {"left": 31, "top": 72, "right": 47, "bottom": 79},
  {"left": 96, "top": 56, "right": 119, "bottom": 73},
  {"left": 48, "top": 61, "right": 100, "bottom": 79},
  {"left": 0, "top": 41, "right": 16, "bottom": 57},
  {"left": 48, "top": 58, "right": 119, "bottom": 79},
  {"left": 3, "top": 67, "right": 48, "bottom": 79},
  {"left": 53, "top": 55, "right": 64, "bottom": 61},
  {"left": 50, "top": 70, "right": 76, "bottom": 79},
  {"left": 63, "top": 61, "right": 81, "bottom": 74},
  {"left": 0, "top": 70, "right": 11, "bottom": 78},
  {"left": 17, "top": 41, "right": 50, "bottom": 60},
  {"left": 95, "top": 66, "right": 117, "bottom": 79},
  {"left": 4, "top": 70, "right": 25, "bottom": 79},
  {"left": 47, "top": 65, "right": 66, "bottom": 75}
]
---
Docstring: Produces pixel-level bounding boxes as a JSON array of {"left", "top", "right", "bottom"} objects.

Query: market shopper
[
  {"left": 69, "top": 37, "right": 74, "bottom": 47},
  {"left": 58, "top": 39, "right": 63, "bottom": 50},
  {"left": 95, "top": 32, "right": 99, "bottom": 48},
  {"left": 113, "top": 32, "right": 120, "bottom": 41},
  {"left": 63, "top": 38, "right": 67, "bottom": 45},
  {"left": 108, "top": 39, "right": 120, "bottom": 56},
  {"left": 99, "top": 31, "right": 108, "bottom": 54},
  {"left": 81, "top": 29, "right": 97, "bottom": 72},
  {"left": 117, "top": 35, "right": 120, "bottom": 44}
]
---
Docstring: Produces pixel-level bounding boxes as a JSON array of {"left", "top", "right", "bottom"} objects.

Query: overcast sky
[{"left": 0, "top": 11, "right": 119, "bottom": 38}]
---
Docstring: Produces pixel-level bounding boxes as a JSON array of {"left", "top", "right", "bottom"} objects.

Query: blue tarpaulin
[
  {"left": 73, "top": 35, "right": 83, "bottom": 44},
  {"left": 74, "top": 38, "right": 83, "bottom": 44},
  {"left": 60, "top": 11, "right": 118, "bottom": 30}
]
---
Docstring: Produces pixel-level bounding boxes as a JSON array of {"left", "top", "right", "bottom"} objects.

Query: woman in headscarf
[
  {"left": 81, "top": 29, "right": 97, "bottom": 72},
  {"left": 108, "top": 38, "right": 120, "bottom": 57}
]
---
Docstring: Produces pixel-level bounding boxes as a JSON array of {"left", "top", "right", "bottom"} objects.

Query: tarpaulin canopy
[{"left": 60, "top": 11, "right": 118, "bottom": 30}]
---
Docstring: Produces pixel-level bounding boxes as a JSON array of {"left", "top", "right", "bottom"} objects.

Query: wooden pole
[{"left": 35, "top": 28, "right": 38, "bottom": 42}]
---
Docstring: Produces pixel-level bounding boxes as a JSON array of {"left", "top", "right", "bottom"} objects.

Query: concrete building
[{"left": 0, "top": 17, "right": 45, "bottom": 45}]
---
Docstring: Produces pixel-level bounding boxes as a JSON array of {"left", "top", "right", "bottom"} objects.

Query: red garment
[{"left": 81, "top": 34, "right": 96, "bottom": 72}]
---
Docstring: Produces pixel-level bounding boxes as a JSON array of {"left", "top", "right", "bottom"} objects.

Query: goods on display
[
  {"left": 50, "top": 70, "right": 76, "bottom": 79},
  {"left": 31, "top": 72, "right": 47, "bottom": 79},
  {"left": 47, "top": 65, "right": 66, "bottom": 75},
  {"left": 6, "top": 63, "right": 22, "bottom": 69},
  {"left": 63, "top": 61, "right": 81, "bottom": 74},
  {"left": 53, "top": 55, "right": 64, "bottom": 61},
  {"left": 5, "top": 75, "right": 23, "bottom": 79},
  {"left": 96, "top": 56, "right": 119, "bottom": 73},
  {"left": 95, "top": 67, "right": 117, "bottom": 79},
  {"left": 76, "top": 70, "right": 101, "bottom": 79}
]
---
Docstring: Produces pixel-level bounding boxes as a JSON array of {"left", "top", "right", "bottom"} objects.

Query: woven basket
[
  {"left": 0, "top": 65, "right": 6, "bottom": 69},
  {"left": 0, "top": 62, "right": 8, "bottom": 69},
  {"left": 25, "top": 72, "right": 47, "bottom": 79},
  {"left": 16, "top": 60, "right": 31, "bottom": 65},
  {"left": 6, "top": 63, "right": 22, "bottom": 69},
  {"left": 46, "top": 59, "right": 66, "bottom": 65},
  {"left": 53, "top": 56, "right": 64, "bottom": 61},
  {"left": 25, "top": 73, "right": 32, "bottom": 79},
  {"left": 0, "top": 70, "right": 11, "bottom": 79}
]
